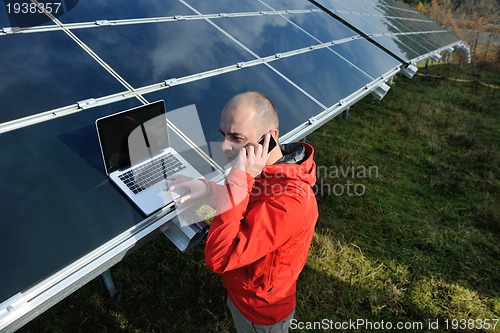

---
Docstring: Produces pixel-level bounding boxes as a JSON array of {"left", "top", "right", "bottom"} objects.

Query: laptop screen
[{"left": 96, "top": 100, "right": 168, "bottom": 174}]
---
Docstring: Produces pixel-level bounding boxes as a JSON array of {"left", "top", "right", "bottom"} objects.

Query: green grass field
[{"left": 20, "top": 63, "right": 499, "bottom": 332}]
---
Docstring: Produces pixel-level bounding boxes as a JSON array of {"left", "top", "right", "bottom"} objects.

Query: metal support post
[
  {"left": 342, "top": 107, "right": 350, "bottom": 119},
  {"left": 99, "top": 269, "right": 117, "bottom": 297}
]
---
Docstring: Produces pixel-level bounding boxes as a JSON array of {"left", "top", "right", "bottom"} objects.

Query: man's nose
[{"left": 221, "top": 137, "right": 232, "bottom": 151}]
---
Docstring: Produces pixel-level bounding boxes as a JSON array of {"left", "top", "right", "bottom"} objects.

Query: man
[{"left": 169, "top": 91, "right": 318, "bottom": 332}]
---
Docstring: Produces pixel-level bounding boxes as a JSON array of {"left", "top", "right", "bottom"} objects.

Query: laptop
[{"left": 95, "top": 100, "right": 203, "bottom": 215}]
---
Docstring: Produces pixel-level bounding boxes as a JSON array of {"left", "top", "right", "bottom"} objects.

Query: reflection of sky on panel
[
  {"left": 372, "top": 35, "right": 420, "bottom": 60},
  {"left": 333, "top": 10, "right": 392, "bottom": 35},
  {"left": 144, "top": 64, "right": 322, "bottom": 151},
  {"left": 329, "top": 39, "right": 401, "bottom": 78},
  {"left": 332, "top": 0, "right": 387, "bottom": 16},
  {"left": 57, "top": 0, "right": 194, "bottom": 23},
  {"left": 0, "top": 31, "right": 124, "bottom": 123},
  {"left": 332, "top": 12, "right": 421, "bottom": 61},
  {"left": 382, "top": 18, "right": 436, "bottom": 54},
  {"left": 284, "top": 12, "right": 359, "bottom": 42},
  {"left": 317, "top": 0, "right": 389, "bottom": 35},
  {"left": 260, "top": 0, "right": 318, "bottom": 10},
  {"left": 0, "top": 99, "right": 143, "bottom": 302},
  {"left": 183, "top": 0, "right": 269, "bottom": 13},
  {"left": 73, "top": 20, "right": 255, "bottom": 88},
  {"left": 272, "top": 49, "right": 372, "bottom": 107},
  {"left": 210, "top": 15, "right": 318, "bottom": 56}
]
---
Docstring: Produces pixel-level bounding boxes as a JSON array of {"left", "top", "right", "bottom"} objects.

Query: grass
[{"left": 19, "top": 63, "right": 499, "bottom": 332}]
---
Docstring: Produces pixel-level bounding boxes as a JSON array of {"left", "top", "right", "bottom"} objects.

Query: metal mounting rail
[
  {"left": 332, "top": 9, "right": 434, "bottom": 23},
  {"left": 0, "top": 9, "right": 322, "bottom": 36},
  {"left": 406, "top": 41, "right": 465, "bottom": 66},
  {"left": 368, "top": 30, "right": 450, "bottom": 38}
]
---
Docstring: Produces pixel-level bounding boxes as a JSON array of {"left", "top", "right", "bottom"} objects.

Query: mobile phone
[{"left": 258, "top": 134, "right": 277, "bottom": 153}]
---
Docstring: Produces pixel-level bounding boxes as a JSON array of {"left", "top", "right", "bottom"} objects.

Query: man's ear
[{"left": 270, "top": 128, "right": 279, "bottom": 143}]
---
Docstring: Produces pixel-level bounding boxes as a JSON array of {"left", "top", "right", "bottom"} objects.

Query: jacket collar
[
  {"left": 260, "top": 142, "right": 317, "bottom": 187},
  {"left": 275, "top": 143, "right": 306, "bottom": 165}
]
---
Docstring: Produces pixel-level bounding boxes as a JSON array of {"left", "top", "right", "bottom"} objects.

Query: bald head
[
  {"left": 220, "top": 91, "right": 282, "bottom": 163},
  {"left": 223, "top": 91, "right": 279, "bottom": 133}
]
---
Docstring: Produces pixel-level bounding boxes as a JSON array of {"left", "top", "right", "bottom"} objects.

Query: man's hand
[
  {"left": 234, "top": 133, "right": 272, "bottom": 178},
  {"left": 167, "top": 174, "right": 208, "bottom": 204}
]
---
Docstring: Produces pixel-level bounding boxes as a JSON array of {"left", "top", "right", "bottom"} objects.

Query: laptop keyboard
[{"left": 118, "top": 152, "right": 186, "bottom": 194}]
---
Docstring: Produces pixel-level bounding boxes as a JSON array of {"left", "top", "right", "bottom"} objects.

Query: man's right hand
[
  {"left": 167, "top": 174, "right": 208, "bottom": 204},
  {"left": 233, "top": 133, "right": 271, "bottom": 178}
]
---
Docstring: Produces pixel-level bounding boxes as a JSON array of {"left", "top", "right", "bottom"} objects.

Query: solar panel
[
  {"left": 0, "top": 1, "right": 466, "bottom": 330},
  {"left": 312, "top": 0, "right": 460, "bottom": 63},
  {"left": 0, "top": 30, "right": 124, "bottom": 123}
]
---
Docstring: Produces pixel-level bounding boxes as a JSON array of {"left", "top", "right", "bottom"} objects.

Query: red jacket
[{"left": 205, "top": 142, "right": 318, "bottom": 325}]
